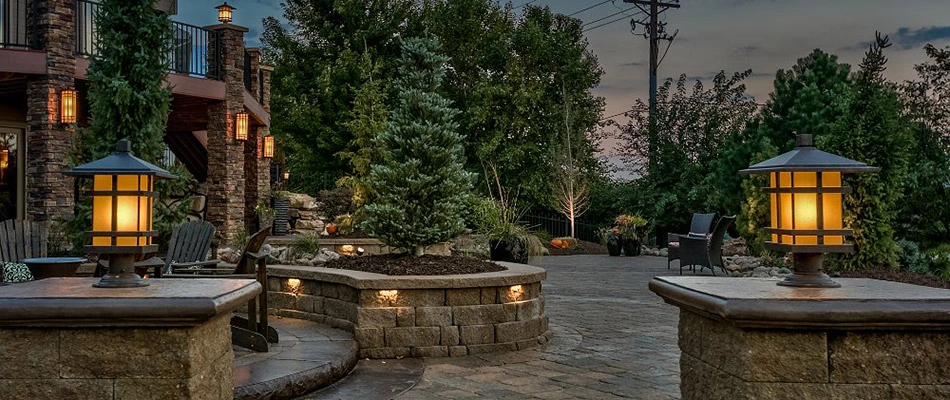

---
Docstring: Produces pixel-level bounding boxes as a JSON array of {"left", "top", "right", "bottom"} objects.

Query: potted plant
[
  {"left": 254, "top": 201, "right": 275, "bottom": 233},
  {"left": 615, "top": 214, "right": 648, "bottom": 256},
  {"left": 271, "top": 190, "right": 290, "bottom": 236},
  {"left": 602, "top": 227, "right": 622, "bottom": 257}
]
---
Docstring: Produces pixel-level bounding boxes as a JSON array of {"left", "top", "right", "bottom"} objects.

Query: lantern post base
[
  {"left": 94, "top": 254, "right": 149, "bottom": 288},
  {"left": 778, "top": 253, "right": 840, "bottom": 288}
]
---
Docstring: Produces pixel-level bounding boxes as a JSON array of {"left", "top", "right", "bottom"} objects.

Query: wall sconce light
[
  {"left": 61, "top": 89, "right": 77, "bottom": 123},
  {"left": 263, "top": 135, "right": 274, "bottom": 158},
  {"left": 281, "top": 170, "right": 289, "bottom": 181},
  {"left": 215, "top": 2, "right": 235, "bottom": 23},
  {"left": 740, "top": 134, "right": 878, "bottom": 288},
  {"left": 235, "top": 112, "right": 248, "bottom": 141},
  {"left": 66, "top": 139, "right": 176, "bottom": 288}
]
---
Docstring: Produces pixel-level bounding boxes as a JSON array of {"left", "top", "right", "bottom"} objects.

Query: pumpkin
[
  {"left": 551, "top": 239, "right": 564, "bottom": 249},
  {"left": 326, "top": 223, "right": 338, "bottom": 235}
]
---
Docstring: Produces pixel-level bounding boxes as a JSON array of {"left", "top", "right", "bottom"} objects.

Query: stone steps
[{"left": 233, "top": 317, "right": 358, "bottom": 400}]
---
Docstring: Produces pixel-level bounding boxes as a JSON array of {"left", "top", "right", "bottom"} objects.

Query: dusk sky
[{"left": 179, "top": 1, "right": 950, "bottom": 156}]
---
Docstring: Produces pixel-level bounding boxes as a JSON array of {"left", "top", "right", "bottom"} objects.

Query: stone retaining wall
[
  {"left": 266, "top": 263, "right": 550, "bottom": 358},
  {"left": 679, "top": 310, "right": 950, "bottom": 399}
]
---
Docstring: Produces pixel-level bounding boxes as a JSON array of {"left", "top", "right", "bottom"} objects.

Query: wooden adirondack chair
[
  {"left": 0, "top": 219, "right": 48, "bottom": 263},
  {"left": 163, "top": 227, "right": 276, "bottom": 352},
  {"left": 97, "top": 220, "right": 218, "bottom": 278}
]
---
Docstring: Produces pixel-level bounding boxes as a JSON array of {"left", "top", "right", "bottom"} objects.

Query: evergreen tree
[
  {"left": 66, "top": 0, "right": 190, "bottom": 252},
  {"left": 83, "top": 0, "right": 172, "bottom": 161},
  {"left": 734, "top": 50, "right": 853, "bottom": 254},
  {"left": 823, "top": 33, "right": 911, "bottom": 270},
  {"left": 361, "top": 38, "right": 473, "bottom": 256},
  {"left": 337, "top": 48, "right": 389, "bottom": 211}
]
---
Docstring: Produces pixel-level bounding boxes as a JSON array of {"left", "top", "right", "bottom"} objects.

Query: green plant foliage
[
  {"left": 928, "top": 244, "right": 950, "bottom": 280},
  {"left": 261, "top": 0, "right": 417, "bottom": 195},
  {"left": 65, "top": 0, "right": 189, "bottom": 253},
  {"left": 897, "top": 239, "right": 931, "bottom": 274},
  {"left": 730, "top": 50, "right": 852, "bottom": 255},
  {"left": 618, "top": 71, "right": 758, "bottom": 243},
  {"left": 361, "top": 38, "right": 473, "bottom": 256},
  {"left": 230, "top": 229, "right": 250, "bottom": 251},
  {"left": 899, "top": 44, "right": 950, "bottom": 248},
  {"left": 290, "top": 231, "right": 322, "bottom": 257},
  {"left": 822, "top": 34, "right": 911, "bottom": 270}
]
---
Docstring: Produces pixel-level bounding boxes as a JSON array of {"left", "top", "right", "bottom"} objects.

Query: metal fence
[
  {"left": 0, "top": 0, "right": 34, "bottom": 48},
  {"left": 75, "top": 0, "right": 220, "bottom": 79},
  {"left": 521, "top": 212, "right": 603, "bottom": 244}
]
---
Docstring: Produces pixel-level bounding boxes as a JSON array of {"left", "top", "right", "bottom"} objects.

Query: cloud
[
  {"left": 846, "top": 26, "right": 950, "bottom": 51},
  {"left": 734, "top": 45, "right": 760, "bottom": 56},
  {"left": 891, "top": 26, "right": 950, "bottom": 49},
  {"left": 619, "top": 62, "right": 644, "bottom": 67},
  {"left": 250, "top": 0, "right": 281, "bottom": 9}
]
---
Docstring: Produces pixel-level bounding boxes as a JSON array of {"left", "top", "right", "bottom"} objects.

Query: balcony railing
[
  {"left": 75, "top": 0, "right": 221, "bottom": 79},
  {"left": 0, "top": 0, "right": 35, "bottom": 48}
]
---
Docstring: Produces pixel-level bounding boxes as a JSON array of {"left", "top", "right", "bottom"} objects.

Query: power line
[
  {"left": 584, "top": 12, "right": 644, "bottom": 32},
  {"left": 568, "top": 0, "right": 613, "bottom": 17},
  {"left": 515, "top": 0, "right": 538, "bottom": 9},
  {"left": 599, "top": 111, "right": 629, "bottom": 122},
  {"left": 582, "top": 7, "right": 638, "bottom": 27}
]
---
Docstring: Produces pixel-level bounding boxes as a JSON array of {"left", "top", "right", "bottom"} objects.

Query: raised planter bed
[
  {"left": 266, "top": 262, "right": 550, "bottom": 358},
  {"left": 265, "top": 236, "right": 452, "bottom": 256}
]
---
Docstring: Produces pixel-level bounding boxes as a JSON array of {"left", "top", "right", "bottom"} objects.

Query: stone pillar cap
[
  {"left": 650, "top": 276, "right": 950, "bottom": 330},
  {"left": 0, "top": 278, "right": 260, "bottom": 327},
  {"left": 204, "top": 23, "right": 249, "bottom": 33}
]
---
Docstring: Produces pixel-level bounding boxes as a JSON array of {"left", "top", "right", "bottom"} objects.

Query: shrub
[
  {"left": 290, "top": 231, "right": 322, "bottom": 257},
  {"left": 928, "top": 244, "right": 950, "bottom": 280},
  {"left": 897, "top": 239, "right": 931, "bottom": 274}
]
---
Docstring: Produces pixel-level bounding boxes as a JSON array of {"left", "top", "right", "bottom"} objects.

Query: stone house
[{"left": 0, "top": 0, "right": 272, "bottom": 241}]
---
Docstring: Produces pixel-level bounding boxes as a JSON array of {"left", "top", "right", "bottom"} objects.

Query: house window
[{"left": 0, "top": 127, "right": 23, "bottom": 221}]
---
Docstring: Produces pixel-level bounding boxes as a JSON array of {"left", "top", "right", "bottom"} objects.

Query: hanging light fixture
[
  {"left": 61, "top": 89, "right": 77, "bottom": 124},
  {"left": 740, "top": 134, "right": 878, "bottom": 288},
  {"left": 235, "top": 112, "right": 249, "bottom": 141},
  {"left": 263, "top": 136, "right": 274, "bottom": 158},
  {"left": 215, "top": 2, "right": 235, "bottom": 23},
  {"left": 66, "top": 139, "right": 176, "bottom": 288}
]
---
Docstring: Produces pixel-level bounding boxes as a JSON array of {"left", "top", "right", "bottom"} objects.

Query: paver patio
[{"left": 396, "top": 255, "right": 682, "bottom": 399}]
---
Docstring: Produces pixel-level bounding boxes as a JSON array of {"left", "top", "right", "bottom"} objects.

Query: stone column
[
  {"left": 243, "top": 48, "right": 267, "bottom": 232},
  {"left": 650, "top": 276, "right": 950, "bottom": 399},
  {"left": 205, "top": 23, "right": 248, "bottom": 244},
  {"left": 25, "top": 0, "right": 76, "bottom": 223}
]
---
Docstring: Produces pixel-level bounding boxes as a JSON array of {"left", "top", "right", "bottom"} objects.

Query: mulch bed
[
  {"left": 323, "top": 254, "right": 507, "bottom": 276},
  {"left": 836, "top": 266, "right": 950, "bottom": 289},
  {"left": 546, "top": 240, "right": 608, "bottom": 256}
]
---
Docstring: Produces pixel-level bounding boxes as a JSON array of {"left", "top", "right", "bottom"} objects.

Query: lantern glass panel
[
  {"left": 92, "top": 194, "right": 112, "bottom": 246},
  {"left": 822, "top": 171, "right": 843, "bottom": 244},
  {"left": 236, "top": 113, "right": 248, "bottom": 141},
  {"left": 61, "top": 90, "right": 77, "bottom": 123},
  {"left": 770, "top": 173, "right": 778, "bottom": 243}
]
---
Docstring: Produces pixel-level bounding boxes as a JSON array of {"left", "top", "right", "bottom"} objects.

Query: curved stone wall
[{"left": 266, "top": 262, "right": 550, "bottom": 358}]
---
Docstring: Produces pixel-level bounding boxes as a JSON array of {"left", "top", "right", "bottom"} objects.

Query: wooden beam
[{"left": 0, "top": 49, "right": 47, "bottom": 75}]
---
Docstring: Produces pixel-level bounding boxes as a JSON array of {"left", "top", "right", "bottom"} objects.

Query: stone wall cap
[
  {"left": 650, "top": 276, "right": 950, "bottom": 330},
  {"left": 204, "top": 23, "right": 250, "bottom": 33},
  {"left": 0, "top": 278, "right": 260, "bottom": 328},
  {"left": 269, "top": 262, "right": 545, "bottom": 290}
]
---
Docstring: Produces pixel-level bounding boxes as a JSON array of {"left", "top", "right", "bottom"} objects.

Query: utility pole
[{"left": 624, "top": 0, "right": 679, "bottom": 176}]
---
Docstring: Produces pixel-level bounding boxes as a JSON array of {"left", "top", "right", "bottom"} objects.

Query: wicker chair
[
  {"left": 677, "top": 215, "right": 736, "bottom": 275},
  {"left": 667, "top": 213, "right": 716, "bottom": 270}
]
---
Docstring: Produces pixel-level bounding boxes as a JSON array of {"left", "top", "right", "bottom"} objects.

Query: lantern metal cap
[
  {"left": 215, "top": 2, "right": 235, "bottom": 10},
  {"left": 65, "top": 139, "right": 175, "bottom": 179},
  {"left": 740, "top": 134, "right": 881, "bottom": 175}
]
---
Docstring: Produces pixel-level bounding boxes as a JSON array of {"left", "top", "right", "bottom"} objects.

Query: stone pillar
[
  {"left": 205, "top": 23, "right": 248, "bottom": 244},
  {"left": 650, "top": 276, "right": 950, "bottom": 399},
  {"left": 25, "top": 0, "right": 76, "bottom": 223},
  {"left": 243, "top": 48, "right": 269, "bottom": 232},
  {"left": 0, "top": 278, "right": 260, "bottom": 399}
]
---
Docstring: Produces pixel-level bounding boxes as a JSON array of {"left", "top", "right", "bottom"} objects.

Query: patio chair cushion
[
  {"left": 3, "top": 262, "right": 33, "bottom": 283},
  {"left": 668, "top": 241, "right": 680, "bottom": 248}
]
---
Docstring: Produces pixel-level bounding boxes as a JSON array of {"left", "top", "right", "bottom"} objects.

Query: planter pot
[
  {"left": 622, "top": 239, "right": 641, "bottom": 256},
  {"left": 489, "top": 239, "right": 529, "bottom": 264},
  {"left": 607, "top": 240, "right": 622, "bottom": 256},
  {"left": 272, "top": 198, "right": 290, "bottom": 236}
]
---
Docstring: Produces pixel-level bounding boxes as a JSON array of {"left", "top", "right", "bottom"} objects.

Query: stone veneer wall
[
  {"left": 678, "top": 310, "right": 950, "bottom": 399},
  {"left": 0, "top": 314, "right": 233, "bottom": 399},
  {"left": 26, "top": 0, "right": 77, "bottom": 223},
  {"left": 267, "top": 265, "right": 551, "bottom": 359}
]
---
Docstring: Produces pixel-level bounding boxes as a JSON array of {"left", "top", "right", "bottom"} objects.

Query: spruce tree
[
  {"left": 822, "top": 33, "right": 911, "bottom": 270},
  {"left": 362, "top": 38, "right": 472, "bottom": 256}
]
